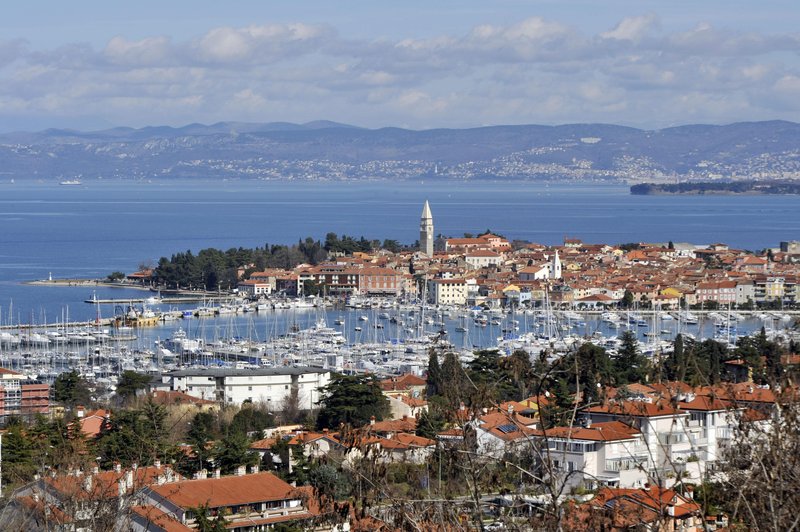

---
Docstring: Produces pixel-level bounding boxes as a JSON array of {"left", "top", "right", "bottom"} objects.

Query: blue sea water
[{"left": 0, "top": 179, "right": 798, "bottom": 323}]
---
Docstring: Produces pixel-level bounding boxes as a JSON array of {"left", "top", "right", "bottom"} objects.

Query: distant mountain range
[{"left": 1, "top": 120, "right": 799, "bottom": 182}]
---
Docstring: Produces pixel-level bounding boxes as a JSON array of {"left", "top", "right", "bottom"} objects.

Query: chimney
[
  {"left": 214, "top": 468, "right": 221, "bottom": 479},
  {"left": 153, "top": 459, "right": 161, "bottom": 469},
  {"left": 402, "top": 415, "right": 408, "bottom": 421},
  {"left": 83, "top": 475, "right": 93, "bottom": 492},
  {"left": 194, "top": 470, "right": 205, "bottom": 480},
  {"left": 124, "top": 469, "right": 134, "bottom": 493},
  {"left": 236, "top": 465, "right": 247, "bottom": 476},
  {"left": 322, "top": 428, "right": 329, "bottom": 434},
  {"left": 508, "top": 404, "right": 514, "bottom": 415},
  {"left": 370, "top": 416, "right": 376, "bottom": 426},
  {"left": 76, "top": 405, "right": 85, "bottom": 418},
  {"left": 643, "top": 482, "right": 651, "bottom": 491},
  {"left": 251, "top": 464, "right": 260, "bottom": 474},
  {"left": 92, "top": 464, "right": 99, "bottom": 475},
  {"left": 685, "top": 485, "right": 694, "bottom": 500},
  {"left": 113, "top": 462, "right": 122, "bottom": 473}
]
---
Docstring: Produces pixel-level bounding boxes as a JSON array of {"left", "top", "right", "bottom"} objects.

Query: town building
[
  {"left": 133, "top": 471, "right": 317, "bottom": 531},
  {"left": 0, "top": 368, "right": 50, "bottom": 421},
  {"left": 160, "top": 367, "right": 331, "bottom": 409}
]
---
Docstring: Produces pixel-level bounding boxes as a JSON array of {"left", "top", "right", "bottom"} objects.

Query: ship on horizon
[{"left": 59, "top": 179, "right": 82, "bottom": 185}]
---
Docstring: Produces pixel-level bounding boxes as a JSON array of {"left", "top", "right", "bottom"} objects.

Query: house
[
  {"left": 251, "top": 429, "right": 343, "bottom": 465},
  {"left": 533, "top": 421, "right": 649, "bottom": 490},
  {"left": 133, "top": 472, "right": 317, "bottom": 531},
  {"left": 474, "top": 408, "right": 539, "bottom": 457},
  {"left": 566, "top": 485, "right": 703, "bottom": 531},
  {"left": 585, "top": 400, "right": 694, "bottom": 481},
  {"left": 380, "top": 374, "right": 426, "bottom": 399},
  {"left": 387, "top": 395, "right": 428, "bottom": 419},
  {"left": 10, "top": 462, "right": 182, "bottom": 531},
  {"left": 375, "top": 433, "right": 436, "bottom": 464},
  {"left": 75, "top": 406, "right": 111, "bottom": 439}
]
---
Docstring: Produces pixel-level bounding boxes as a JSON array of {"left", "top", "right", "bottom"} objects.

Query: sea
[{"left": 0, "top": 178, "right": 799, "bottom": 326}]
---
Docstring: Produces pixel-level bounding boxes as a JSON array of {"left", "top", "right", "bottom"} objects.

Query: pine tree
[
  {"left": 615, "top": 330, "right": 648, "bottom": 384},
  {"left": 426, "top": 349, "right": 442, "bottom": 398}
]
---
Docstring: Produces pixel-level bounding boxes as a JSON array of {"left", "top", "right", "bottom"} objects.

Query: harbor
[{"left": 0, "top": 292, "right": 797, "bottom": 397}]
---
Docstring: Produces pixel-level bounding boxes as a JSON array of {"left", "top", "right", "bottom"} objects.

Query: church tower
[
  {"left": 420, "top": 200, "right": 434, "bottom": 257},
  {"left": 550, "top": 249, "right": 562, "bottom": 280}
]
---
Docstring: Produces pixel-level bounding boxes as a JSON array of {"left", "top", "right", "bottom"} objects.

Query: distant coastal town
[{"left": 0, "top": 200, "right": 798, "bottom": 530}]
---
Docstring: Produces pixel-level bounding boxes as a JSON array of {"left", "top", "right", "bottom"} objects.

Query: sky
[{"left": 1, "top": 0, "right": 799, "bottom": 132}]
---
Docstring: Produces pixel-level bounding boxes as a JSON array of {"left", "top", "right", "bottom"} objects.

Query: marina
[{"left": 0, "top": 293, "right": 797, "bottom": 396}]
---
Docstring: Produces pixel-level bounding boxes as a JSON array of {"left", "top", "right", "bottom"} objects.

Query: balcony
[
  {"left": 716, "top": 427, "right": 734, "bottom": 440},
  {"left": 605, "top": 456, "right": 648, "bottom": 472},
  {"left": 657, "top": 433, "right": 685, "bottom": 445}
]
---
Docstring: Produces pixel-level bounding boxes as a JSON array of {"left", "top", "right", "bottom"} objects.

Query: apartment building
[
  {"left": 534, "top": 421, "right": 649, "bottom": 490},
  {"left": 0, "top": 368, "right": 49, "bottom": 420},
  {"left": 161, "top": 367, "right": 331, "bottom": 409}
]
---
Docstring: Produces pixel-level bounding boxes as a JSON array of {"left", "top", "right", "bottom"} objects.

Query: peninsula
[{"left": 630, "top": 180, "right": 800, "bottom": 195}]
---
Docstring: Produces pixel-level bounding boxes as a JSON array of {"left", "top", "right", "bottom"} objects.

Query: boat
[{"left": 60, "top": 179, "right": 82, "bottom": 186}]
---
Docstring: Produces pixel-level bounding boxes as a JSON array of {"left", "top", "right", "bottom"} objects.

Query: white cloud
[
  {"left": 601, "top": 14, "right": 659, "bottom": 42},
  {"left": 4, "top": 16, "right": 800, "bottom": 129}
]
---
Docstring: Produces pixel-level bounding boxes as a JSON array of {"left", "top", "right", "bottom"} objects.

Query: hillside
[{"left": 1, "top": 120, "right": 799, "bottom": 182}]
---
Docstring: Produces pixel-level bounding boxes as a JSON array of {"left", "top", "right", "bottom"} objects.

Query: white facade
[
  {"left": 549, "top": 251, "right": 562, "bottom": 280},
  {"left": 539, "top": 433, "right": 649, "bottom": 490},
  {"left": 428, "top": 278, "right": 469, "bottom": 305},
  {"left": 164, "top": 368, "right": 331, "bottom": 409},
  {"left": 736, "top": 281, "right": 755, "bottom": 306},
  {"left": 465, "top": 252, "right": 502, "bottom": 269}
]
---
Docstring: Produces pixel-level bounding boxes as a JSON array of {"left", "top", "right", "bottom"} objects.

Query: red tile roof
[
  {"left": 536, "top": 421, "right": 641, "bottom": 442},
  {"left": 149, "top": 472, "right": 297, "bottom": 509}
]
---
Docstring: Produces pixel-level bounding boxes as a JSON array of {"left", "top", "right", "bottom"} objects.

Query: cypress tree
[{"left": 426, "top": 349, "right": 442, "bottom": 398}]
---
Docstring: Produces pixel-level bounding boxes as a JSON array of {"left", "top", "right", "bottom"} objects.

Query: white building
[
  {"left": 162, "top": 367, "right": 331, "bottom": 409},
  {"left": 535, "top": 420, "right": 649, "bottom": 490},
  {"left": 465, "top": 250, "right": 503, "bottom": 270},
  {"left": 428, "top": 278, "right": 469, "bottom": 305}
]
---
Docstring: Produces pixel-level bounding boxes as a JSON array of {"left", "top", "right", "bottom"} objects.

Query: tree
[
  {"left": 426, "top": 349, "right": 442, "bottom": 398},
  {"left": 439, "top": 351, "right": 471, "bottom": 410},
  {"left": 191, "top": 503, "right": 227, "bottom": 532},
  {"left": 106, "top": 271, "right": 125, "bottom": 282},
  {"left": 53, "top": 370, "right": 93, "bottom": 407},
  {"left": 416, "top": 408, "right": 446, "bottom": 439},
  {"left": 316, "top": 374, "right": 389, "bottom": 429},
  {"left": 615, "top": 331, "right": 649, "bottom": 385},
  {"left": 96, "top": 400, "right": 171, "bottom": 468},
  {"left": 666, "top": 334, "right": 686, "bottom": 382},
  {"left": 308, "top": 463, "right": 351, "bottom": 502},
  {"left": 2, "top": 424, "right": 36, "bottom": 486},
  {"left": 215, "top": 431, "right": 259, "bottom": 475},
  {"left": 115, "top": 371, "right": 151, "bottom": 403},
  {"left": 620, "top": 289, "right": 634, "bottom": 308},
  {"left": 228, "top": 404, "right": 275, "bottom": 436},
  {"left": 382, "top": 239, "right": 401, "bottom": 253}
]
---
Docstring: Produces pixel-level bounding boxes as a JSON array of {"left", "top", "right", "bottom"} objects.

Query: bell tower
[{"left": 420, "top": 200, "right": 434, "bottom": 256}]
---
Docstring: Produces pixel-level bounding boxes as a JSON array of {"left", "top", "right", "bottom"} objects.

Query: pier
[{"left": 83, "top": 296, "right": 232, "bottom": 305}]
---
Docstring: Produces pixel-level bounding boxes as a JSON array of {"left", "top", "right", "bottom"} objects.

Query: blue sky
[{"left": 1, "top": 1, "right": 799, "bottom": 131}]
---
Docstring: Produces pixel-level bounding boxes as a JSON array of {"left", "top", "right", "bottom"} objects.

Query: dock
[{"left": 84, "top": 296, "right": 231, "bottom": 305}]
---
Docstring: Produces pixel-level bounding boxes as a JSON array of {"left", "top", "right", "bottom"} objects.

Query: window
[{"left": 248, "top": 386, "right": 253, "bottom": 391}]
